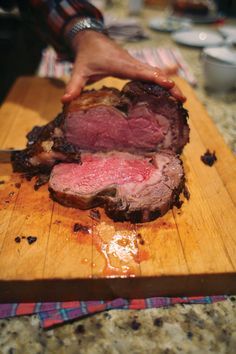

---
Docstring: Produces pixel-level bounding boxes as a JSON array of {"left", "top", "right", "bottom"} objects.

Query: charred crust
[
  {"left": 183, "top": 184, "right": 190, "bottom": 200},
  {"left": 52, "top": 138, "right": 80, "bottom": 154},
  {"left": 149, "top": 209, "right": 162, "bottom": 221},
  {"left": 105, "top": 206, "right": 162, "bottom": 224},
  {"left": 11, "top": 112, "right": 81, "bottom": 176},
  {"left": 89, "top": 209, "right": 101, "bottom": 221},
  {"left": 34, "top": 174, "right": 50, "bottom": 191},
  {"left": 201, "top": 149, "right": 217, "bottom": 167},
  {"left": 11, "top": 149, "right": 36, "bottom": 173},
  {"left": 172, "top": 176, "right": 186, "bottom": 210},
  {"left": 73, "top": 223, "right": 90, "bottom": 233},
  {"left": 26, "top": 113, "right": 64, "bottom": 147},
  {"left": 122, "top": 81, "right": 171, "bottom": 100},
  {"left": 26, "top": 126, "right": 44, "bottom": 145},
  {"left": 27, "top": 236, "right": 37, "bottom": 245}
]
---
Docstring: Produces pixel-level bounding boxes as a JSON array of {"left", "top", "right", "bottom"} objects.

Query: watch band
[{"left": 65, "top": 17, "right": 105, "bottom": 43}]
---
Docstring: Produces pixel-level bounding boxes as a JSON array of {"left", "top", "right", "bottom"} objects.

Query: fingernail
[
  {"left": 63, "top": 93, "right": 71, "bottom": 98},
  {"left": 163, "top": 78, "right": 174, "bottom": 84}
]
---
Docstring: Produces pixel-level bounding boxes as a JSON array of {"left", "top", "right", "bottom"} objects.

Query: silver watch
[{"left": 65, "top": 17, "right": 105, "bottom": 42}]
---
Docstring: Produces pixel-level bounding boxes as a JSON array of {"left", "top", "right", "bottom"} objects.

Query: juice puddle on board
[{"left": 77, "top": 221, "right": 150, "bottom": 276}]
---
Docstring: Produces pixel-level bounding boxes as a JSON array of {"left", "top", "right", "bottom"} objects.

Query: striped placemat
[{"left": 37, "top": 46, "right": 197, "bottom": 86}]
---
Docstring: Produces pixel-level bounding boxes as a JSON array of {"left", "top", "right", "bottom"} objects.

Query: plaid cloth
[
  {"left": 0, "top": 296, "right": 226, "bottom": 328},
  {"left": 20, "top": 0, "right": 103, "bottom": 58}
]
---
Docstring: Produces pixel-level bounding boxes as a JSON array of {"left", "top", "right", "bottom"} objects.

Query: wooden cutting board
[{"left": 0, "top": 76, "right": 235, "bottom": 302}]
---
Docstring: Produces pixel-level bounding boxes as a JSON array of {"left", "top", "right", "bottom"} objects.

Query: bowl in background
[{"left": 201, "top": 51, "right": 236, "bottom": 91}]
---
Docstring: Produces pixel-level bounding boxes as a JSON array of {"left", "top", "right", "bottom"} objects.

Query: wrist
[
  {"left": 72, "top": 30, "right": 108, "bottom": 52},
  {"left": 64, "top": 17, "right": 105, "bottom": 51}
]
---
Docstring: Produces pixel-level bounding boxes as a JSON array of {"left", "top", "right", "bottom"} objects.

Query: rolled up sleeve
[{"left": 24, "top": 0, "right": 104, "bottom": 57}]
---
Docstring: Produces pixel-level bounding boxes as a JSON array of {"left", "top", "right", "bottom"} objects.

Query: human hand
[{"left": 61, "top": 31, "right": 186, "bottom": 103}]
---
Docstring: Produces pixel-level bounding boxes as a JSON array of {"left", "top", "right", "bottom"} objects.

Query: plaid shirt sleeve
[{"left": 23, "top": 0, "right": 104, "bottom": 58}]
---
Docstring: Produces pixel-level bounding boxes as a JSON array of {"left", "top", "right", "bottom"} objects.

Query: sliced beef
[
  {"left": 65, "top": 81, "right": 189, "bottom": 153},
  {"left": 49, "top": 151, "right": 184, "bottom": 223}
]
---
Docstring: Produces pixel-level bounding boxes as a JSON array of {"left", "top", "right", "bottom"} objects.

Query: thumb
[{"left": 61, "top": 72, "right": 87, "bottom": 103}]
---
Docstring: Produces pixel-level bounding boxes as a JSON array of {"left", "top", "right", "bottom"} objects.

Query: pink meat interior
[
  {"left": 65, "top": 104, "right": 169, "bottom": 151},
  {"left": 50, "top": 153, "right": 156, "bottom": 194}
]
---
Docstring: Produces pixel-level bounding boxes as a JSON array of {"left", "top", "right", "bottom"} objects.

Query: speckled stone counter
[
  {"left": 0, "top": 5, "right": 236, "bottom": 354},
  {"left": 1, "top": 298, "right": 236, "bottom": 353}
]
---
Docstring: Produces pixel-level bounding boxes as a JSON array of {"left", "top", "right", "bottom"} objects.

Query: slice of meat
[
  {"left": 65, "top": 81, "right": 189, "bottom": 153},
  {"left": 49, "top": 151, "right": 184, "bottom": 223}
]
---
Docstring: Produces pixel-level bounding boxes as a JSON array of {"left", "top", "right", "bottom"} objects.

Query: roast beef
[
  {"left": 65, "top": 81, "right": 189, "bottom": 153},
  {"left": 12, "top": 80, "right": 189, "bottom": 222},
  {"left": 49, "top": 151, "right": 184, "bottom": 223},
  {"left": 12, "top": 81, "right": 189, "bottom": 176}
]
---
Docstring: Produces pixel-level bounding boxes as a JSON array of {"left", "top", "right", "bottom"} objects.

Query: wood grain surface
[{"left": 0, "top": 76, "right": 235, "bottom": 302}]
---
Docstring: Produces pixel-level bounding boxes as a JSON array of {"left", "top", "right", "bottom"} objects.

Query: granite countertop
[
  {"left": 1, "top": 4, "right": 236, "bottom": 354},
  {"left": 1, "top": 298, "right": 236, "bottom": 353}
]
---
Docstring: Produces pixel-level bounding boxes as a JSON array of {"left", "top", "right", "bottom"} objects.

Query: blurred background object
[
  {"left": 169, "top": 0, "right": 225, "bottom": 24},
  {"left": 0, "top": 0, "right": 45, "bottom": 104},
  {"left": 172, "top": 0, "right": 216, "bottom": 16},
  {"left": 201, "top": 48, "right": 236, "bottom": 92},
  {"left": 128, "top": 0, "right": 144, "bottom": 15},
  {"left": 216, "top": 0, "right": 236, "bottom": 17},
  {"left": 145, "top": 0, "right": 171, "bottom": 6}
]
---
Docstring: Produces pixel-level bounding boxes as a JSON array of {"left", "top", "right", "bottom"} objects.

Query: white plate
[
  {"left": 172, "top": 30, "right": 224, "bottom": 48},
  {"left": 218, "top": 25, "right": 236, "bottom": 44},
  {"left": 148, "top": 17, "right": 191, "bottom": 33}
]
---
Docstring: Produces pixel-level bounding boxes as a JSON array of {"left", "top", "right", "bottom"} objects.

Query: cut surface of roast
[
  {"left": 49, "top": 151, "right": 184, "bottom": 223},
  {"left": 65, "top": 81, "right": 189, "bottom": 153}
]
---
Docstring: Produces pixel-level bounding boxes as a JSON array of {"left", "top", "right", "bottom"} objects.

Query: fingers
[
  {"left": 61, "top": 70, "right": 87, "bottom": 103},
  {"left": 108, "top": 60, "right": 175, "bottom": 89},
  {"left": 169, "top": 85, "right": 186, "bottom": 103},
  {"left": 153, "top": 69, "right": 174, "bottom": 89},
  {"left": 125, "top": 56, "right": 175, "bottom": 88}
]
